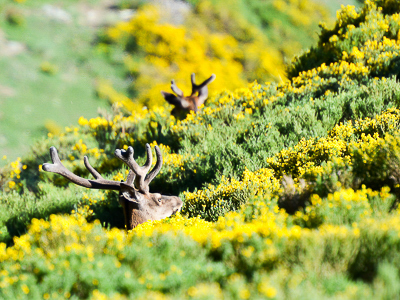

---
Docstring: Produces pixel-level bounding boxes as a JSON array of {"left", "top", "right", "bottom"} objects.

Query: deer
[
  {"left": 161, "top": 73, "right": 216, "bottom": 118},
  {"left": 42, "top": 144, "right": 183, "bottom": 230}
]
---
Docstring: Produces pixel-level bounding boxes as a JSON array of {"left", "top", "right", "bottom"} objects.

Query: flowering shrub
[
  {"left": 0, "top": 157, "right": 26, "bottom": 193},
  {"left": 2, "top": 1, "right": 400, "bottom": 298},
  {"left": 1, "top": 191, "right": 400, "bottom": 298},
  {"left": 100, "top": 0, "right": 330, "bottom": 110},
  {"left": 288, "top": 1, "right": 400, "bottom": 86},
  {"left": 103, "top": 4, "right": 266, "bottom": 109},
  {"left": 183, "top": 168, "right": 280, "bottom": 221}
]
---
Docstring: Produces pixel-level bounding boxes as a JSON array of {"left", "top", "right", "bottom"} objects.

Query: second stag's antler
[
  {"left": 161, "top": 73, "right": 216, "bottom": 116},
  {"left": 42, "top": 144, "right": 182, "bottom": 230}
]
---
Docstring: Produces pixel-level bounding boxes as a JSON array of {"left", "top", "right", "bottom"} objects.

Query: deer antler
[
  {"left": 43, "top": 145, "right": 182, "bottom": 230},
  {"left": 42, "top": 146, "right": 121, "bottom": 190},
  {"left": 161, "top": 73, "right": 216, "bottom": 115},
  {"left": 171, "top": 79, "right": 184, "bottom": 98},
  {"left": 190, "top": 73, "right": 216, "bottom": 103},
  {"left": 114, "top": 144, "right": 162, "bottom": 194},
  {"left": 42, "top": 144, "right": 162, "bottom": 193}
]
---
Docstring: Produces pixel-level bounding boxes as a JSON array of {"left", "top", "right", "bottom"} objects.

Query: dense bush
[
  {"left": 2, "top": 0, "right": 400, "bottom": 298},
  {"left": 98, "top": 0, "right": 330, "bottom": 108}
]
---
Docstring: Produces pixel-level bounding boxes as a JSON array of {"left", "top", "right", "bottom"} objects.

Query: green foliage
[
  {"left": 0, "top": 0, "right": 123, "bottom": 165},
  {"left": 0, "top": 216, "right": 228, "bottom": 299},
  {"left": 2, "top": 61, "right": 400, "bottom": 240},
  {"left": 287, "top": 0, "right": 400, "bottom": 82},
  {"left": 5, "top": 7, "right": 25, "bottom": 26},
  {"left": 100, "top": 0, "right": 331, "bottom": 108},
  {"left": 2, "top": 0, "right": 400, "bottom": 298},
  {"left": 0, "top": 0, "right": 333, "bottom": 165}
]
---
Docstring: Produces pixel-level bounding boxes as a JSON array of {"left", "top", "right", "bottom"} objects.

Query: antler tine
[
  {"left": 114, "top": 144, "right": 156, "bottom": 194},
  {"left": 144, "top": 145, "right": 163, "bottom": 186},
  {"left": 126, "top": 170, "right": 136, "bottom": 186},
  {"left": 190, "top": 73, "right": 196, "bottom": 88},
  {"left": 84, "top": 156, "right": 103, "bottom": 179},
  {"left": 198, "top": 74, "right": 216, "bottom": 89},
  {"left": 170, "top": 79, "right": 184, "bottom": 97},
  {"left": 191, "top": 73, "right": 216, "bottom": 96},
  {"left": 42, "top": 146, "right": 121, "bottom": 190}
]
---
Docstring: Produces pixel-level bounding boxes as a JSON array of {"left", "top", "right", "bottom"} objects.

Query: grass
[{"left": 0, "top": 0, "right": 128, "bottom": 165}]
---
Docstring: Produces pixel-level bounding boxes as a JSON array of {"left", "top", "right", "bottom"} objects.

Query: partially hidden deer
[
  {"left": 42, "top": 144, "right": 182, "bottom": 230},
  {"left": 161, "top": 73, "right": 216, "bottom": 118}
]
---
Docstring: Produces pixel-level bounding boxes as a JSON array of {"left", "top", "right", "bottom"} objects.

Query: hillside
[
  {"left": 0, "top": 0, "right": 128, "bottom": 164},
  {"left": 0, "top": 0, "right": 335, "bottom": 165},
  {"left": 1, "top": 0, "right": 400, "bottom": 299}
]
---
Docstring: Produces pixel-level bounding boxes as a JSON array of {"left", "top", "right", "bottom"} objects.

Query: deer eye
[{"left": 153, "top": 193, "right": 162, "bottom": 203}]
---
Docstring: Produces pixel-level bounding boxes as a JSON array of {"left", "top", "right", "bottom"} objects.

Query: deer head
[
  {"left": 161, "top": 73, "right": 216, "bottom": 117},
  {"left": 42, "top": 144, "right": 182, "bottom": 230}
]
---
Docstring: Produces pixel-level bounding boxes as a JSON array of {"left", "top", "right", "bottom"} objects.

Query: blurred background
[{"left": 0, "top": 0, "right": 360, "bottom": 165}]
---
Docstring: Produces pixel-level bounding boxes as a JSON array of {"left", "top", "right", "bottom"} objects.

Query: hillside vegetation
[
  {"left": 99, "top": 0, "right": 329, "bottom": 108},
  {"left": 0, "top": 0, "right": 331, "bottom": 164},
  {"left": 1, "top": 0, "right": 400, "bottom": 299},
  {"left": 0, "top": 0, "right": 122, "bottom": 163}
]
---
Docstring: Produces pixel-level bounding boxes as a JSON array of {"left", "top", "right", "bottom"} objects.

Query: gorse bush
[
  {"left": 104, "top": 4, "right": 247, "bottom": 108},
  {"left": 287, "top": 0, "right": 400, "bottom": 81},
  {"left": 99, "top": 0, "right": 330, "bottom": 109},
  {"left": 2, "top": 0, "right": 400, "bottom": 298},
  {"left": 2, "top": 189, "right": 400, "bottom": 298}
]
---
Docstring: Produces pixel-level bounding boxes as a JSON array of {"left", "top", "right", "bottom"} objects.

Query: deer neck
[{"left": 119, "top": 199, "right": 148, "bottom": 230}]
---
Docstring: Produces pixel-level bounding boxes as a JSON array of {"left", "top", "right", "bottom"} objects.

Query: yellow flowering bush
[
  {"left": 288, "top": 0, "right": 400, "bottom": 92},
  {"left": 293, "top": 186, "right": 393, "bottom": 228},
  {"left": 100, "top": 0, "right": 329, "bottom": 110},
  {"left": 267, "top": 108, "right": 400, "bottom": 179},
  {"left": 183, "top": 168, "right": 280, "bottom": 221},
  {"left": 105, "top": 4, "right": 247, "bottom": 109},
  {"left": 0, "top": 157, "right": 26, "bottom": 192},
  {"left": 2, "top": 189, "right": 400, "bottom": 298},
  {"left": 3, "top": 1, "right": 400, "bottom": 298}
]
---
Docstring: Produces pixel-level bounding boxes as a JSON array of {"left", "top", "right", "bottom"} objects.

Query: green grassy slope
[{"left": 0, "top": 0, "right": 127, "bottom": 164}]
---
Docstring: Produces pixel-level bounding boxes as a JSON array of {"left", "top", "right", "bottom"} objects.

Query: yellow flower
[{"left": 21, "top": 284, "right": 29, "bottom": 294}]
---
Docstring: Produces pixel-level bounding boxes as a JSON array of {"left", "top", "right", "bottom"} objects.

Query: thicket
[
  {"left": 98, "top": 0, "right": 329, "bottom": 108},
  {"left": 1, "top": 0, "right": 400, "bottom": 299}
]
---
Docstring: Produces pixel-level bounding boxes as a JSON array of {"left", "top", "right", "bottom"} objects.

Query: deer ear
[
  {"left": 161, "top": 91, "right": 190, "bottom": 109},
  {"left": 120, "top": 182, "right": 141, "bottom": 203},
  {"left": 161, "top": 91, "right": 179, "bottom": 103}
]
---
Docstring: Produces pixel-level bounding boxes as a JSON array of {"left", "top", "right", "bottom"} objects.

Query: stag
[
  {"left": 42, "top": 144, "right": 182, "bottom": 230},
  {"left": 161, "top": 73, "right": 216, "bottom": 118}
]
